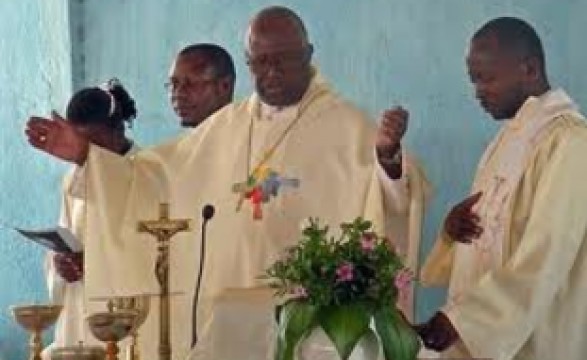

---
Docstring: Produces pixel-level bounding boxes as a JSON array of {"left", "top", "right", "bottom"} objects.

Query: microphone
[
  {"left": 202, "top": 204, "right": 215, "bottom": 221},
  {"left": 192, "top": 204, "right": 215, "bottom": 347}
]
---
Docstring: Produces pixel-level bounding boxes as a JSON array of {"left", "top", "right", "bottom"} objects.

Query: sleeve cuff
[{"left": 374, "top": 148, "right": 410, "bottom": 212}]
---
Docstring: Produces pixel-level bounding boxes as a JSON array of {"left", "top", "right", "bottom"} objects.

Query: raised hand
[
  {"left": 25, "top": 111, "right": 90, "bottom": 165},
  {"left": 376, "top": 106, "right": 408, "bottom": 154},
  {"left": 444, "top": 192, "right": 483, "bottom": 243},
  {"left": 54, "top": 252, "right": 84, "bottom": 283}
]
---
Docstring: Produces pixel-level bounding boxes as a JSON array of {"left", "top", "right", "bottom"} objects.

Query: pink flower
[
  {"left": 360, "top": 233, "right": 377, "bottom": 252},
  {"left": 336, "top": 262, "right": 355, "bottom": 282},
  {"left": 292, "top": 286, "right": 308, "bottom": 299},
  {"left": 394, "top": 269, "right": 413, "bottom": 290}
]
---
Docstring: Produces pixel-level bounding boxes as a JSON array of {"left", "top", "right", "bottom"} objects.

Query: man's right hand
[
  {"left": 25, "top": 111, "right": 89, "bottom": 165},
  {"left": 444, "top": 192, "right": 483, "bottom": 243}
]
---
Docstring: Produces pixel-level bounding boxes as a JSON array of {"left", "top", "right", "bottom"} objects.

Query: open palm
[{"left": 25, "top": 112, "right": 89, "bottom": 165}]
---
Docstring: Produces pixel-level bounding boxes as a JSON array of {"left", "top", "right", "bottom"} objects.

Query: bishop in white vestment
[{"left": 27, "top": 7, "right": 429, "bottom": 359}]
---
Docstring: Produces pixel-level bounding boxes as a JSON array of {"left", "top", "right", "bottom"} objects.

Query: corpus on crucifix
[{"left": 137, "top": 203, "right": 191, "bottom": 360}]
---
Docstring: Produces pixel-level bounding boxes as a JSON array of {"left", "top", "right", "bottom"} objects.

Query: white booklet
[{"left": 13, "top": 226, "right": 82, "bottom": 253}]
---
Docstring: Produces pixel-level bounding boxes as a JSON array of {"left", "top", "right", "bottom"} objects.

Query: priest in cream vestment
[
  {"left": 26, "top": 7, "right": 429, "bottom": 360},
  {"left": 418, "top": 17, "right": 587, "bottom": 360}
]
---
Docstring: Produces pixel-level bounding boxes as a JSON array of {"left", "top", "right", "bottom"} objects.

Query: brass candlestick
[
  {"left": 11, "top": 304, "right": 62, "bottom": 360},
  {"left": 137, "top": 203, "right": 191, "bottom": 360}
]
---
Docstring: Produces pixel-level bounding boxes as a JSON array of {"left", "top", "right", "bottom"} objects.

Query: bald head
[
  {"left": 246, "top": 6, "right": 309, "bottom": 51},
  {"left": 245, "top": 6, "right": 314, "bottom": 106}
]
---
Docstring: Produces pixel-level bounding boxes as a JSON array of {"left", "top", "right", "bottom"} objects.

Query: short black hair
[
  {"left": 66, "top": 78, "right": 137, "bottom": 129},
  {"left": 179, "top": 43, "right": 236, "bottom": 84},
  {"left": 473, "top": 17, "right": 546, "bottom": 73}
]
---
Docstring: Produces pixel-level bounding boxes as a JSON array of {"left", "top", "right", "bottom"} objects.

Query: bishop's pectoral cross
[
  {"left": 137, "top": 203, "right": 191, "bottom": 360},
  {"left": 233, "top": 164, "right": 300, "bottom": 220}
]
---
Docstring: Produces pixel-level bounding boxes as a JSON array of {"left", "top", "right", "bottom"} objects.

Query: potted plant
[{"left": 265, "top": 217, "right": 420, "bottom": 360}]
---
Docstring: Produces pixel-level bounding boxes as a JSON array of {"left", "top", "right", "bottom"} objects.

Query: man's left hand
[
  {"left": 376, "top": 106, "right": 408, "bottom": 154},
  {"left": 414, "top": 311, "right": 460, "bottom": 352},
  {"left": 376, "top": 107, "right": 408, "bottom": 179}
]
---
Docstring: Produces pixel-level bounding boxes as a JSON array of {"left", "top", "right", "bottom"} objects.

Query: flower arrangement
[{"left": 265, "top": 217, "right": 420, "bottom": 360}]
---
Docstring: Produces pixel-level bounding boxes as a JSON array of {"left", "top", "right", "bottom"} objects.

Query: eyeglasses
[
  {"left": 246, "top": 50, "right": 308, "bottom": 73},
  {"left": 164, "top": 77, "right": 216, "bottom": 92}
]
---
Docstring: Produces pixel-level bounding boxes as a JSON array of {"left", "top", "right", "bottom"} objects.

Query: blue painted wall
[
  {"left": 1, "top": 1, "right": 585, "bottom": 358},
  {"left": 0, "top": 1, "right": 72, "bottom": 358}
]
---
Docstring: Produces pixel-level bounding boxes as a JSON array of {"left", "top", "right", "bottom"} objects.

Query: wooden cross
[{"left": 137, "top": 203, "right": 191, "bottom": 360}]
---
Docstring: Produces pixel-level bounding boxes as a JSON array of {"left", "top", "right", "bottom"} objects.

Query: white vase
[{"left": 297, "top": 327, "right": 382, "bottom": 360}]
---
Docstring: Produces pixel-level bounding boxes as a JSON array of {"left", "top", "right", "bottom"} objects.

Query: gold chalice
[
  {"left": 11, "top": 304, "right": 63, "bottom": 360},
  {"left": 111, "top": 296, "right": 150, "bottom": 360},
  {"left": 87, "top": 304, "right": 138, "bottom": 360}
]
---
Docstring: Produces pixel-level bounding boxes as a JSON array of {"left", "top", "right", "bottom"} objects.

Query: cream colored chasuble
[
  {"left": 43, "top": 144, "right": 140, "bottom": 358},
  {"left": 421, "top": 89, "right": 587, "bottom": 360},
  {"left": 82, "top": 73, "right": 427, "bottom": 359}
]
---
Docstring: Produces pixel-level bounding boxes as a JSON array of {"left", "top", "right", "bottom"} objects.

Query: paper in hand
[{"left": 13, "top": 226, "right": 82, "bottom": 253}]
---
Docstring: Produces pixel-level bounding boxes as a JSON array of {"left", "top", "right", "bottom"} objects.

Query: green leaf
[
  {"left": 373, "top": 306, "right": 420, "bottom": 360},
  {"left": 318, "top": 304, "right": 371, "bottom": 360},
  {"left": 275, "top": 301, "right": 318, "bottom": 360}
]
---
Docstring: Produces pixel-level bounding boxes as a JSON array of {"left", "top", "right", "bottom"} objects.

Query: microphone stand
[{"left": 192, "top": 205, "right": 214, "bottom": 347}]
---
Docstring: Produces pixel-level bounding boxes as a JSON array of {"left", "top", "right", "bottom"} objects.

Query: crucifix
[{"left": 137, "top": 203, "right": 191, "bottom": 360}]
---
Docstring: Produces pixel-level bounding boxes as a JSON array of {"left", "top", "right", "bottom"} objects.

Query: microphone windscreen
[{"left": 202, "top": 204, "right": 215, "bottom": 220}]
